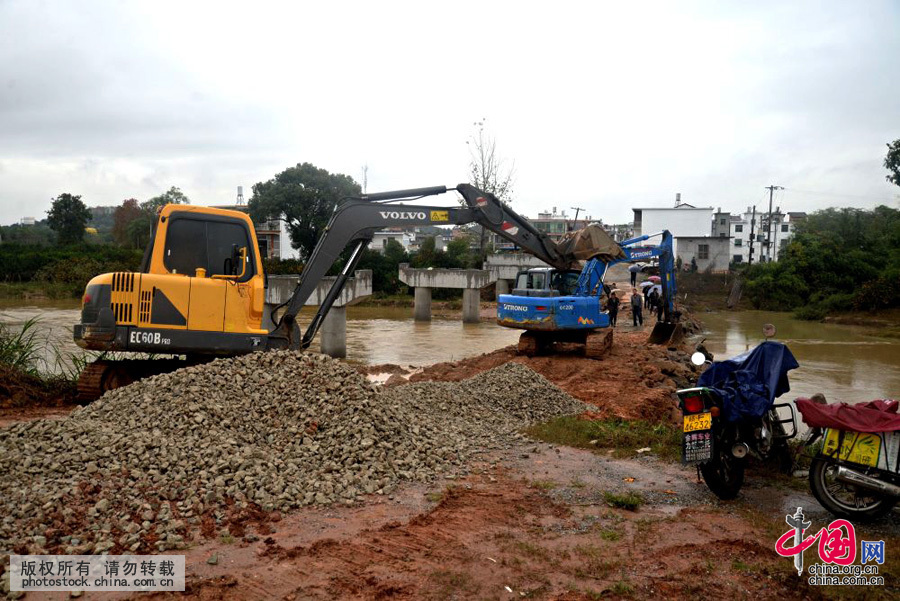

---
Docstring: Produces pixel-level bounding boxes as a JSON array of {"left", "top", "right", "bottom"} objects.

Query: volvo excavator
[
  {"left": 75, "top": 184, "right": 572, "bottom": 400},
  {"left": 74, "top": 183, "right": 682, "bottom": 400}
]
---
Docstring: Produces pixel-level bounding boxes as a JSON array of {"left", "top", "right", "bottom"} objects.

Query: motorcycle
[
  {"left": 797, "top": 397, "right": 900, "bottom": 521},
  {"left": 676, "top": 325, "right": 799, "bottom": 499}
]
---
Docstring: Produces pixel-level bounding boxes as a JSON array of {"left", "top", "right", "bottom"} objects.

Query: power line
[{"left": 782, "top": 187, "right": 894, "bottom": 202}]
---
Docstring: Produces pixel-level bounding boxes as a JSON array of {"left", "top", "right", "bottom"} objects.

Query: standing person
[
  {"left": 630, "top": 268, "right": 637, "bottom": 287},
  {"left": 644, "top": 285, "right": 651, "bottom": 308},
  {"left": 608, "top": 293, "right": 620, "bottom": 327},
  {"left": 649, "top": 288, "right": 659, "bottom": 313},
  {"left": 656, "top": 293, "right": 665, "bottom": 321},
  {"left": 630, "top": 289, "right": 643, "bottom": 327}
]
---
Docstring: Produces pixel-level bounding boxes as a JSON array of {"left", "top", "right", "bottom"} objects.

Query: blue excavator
[{"left": 496, "top": 228, "right": 681, "bottom": 358}]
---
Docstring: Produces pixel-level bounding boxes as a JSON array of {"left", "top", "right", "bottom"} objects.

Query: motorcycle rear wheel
[
  {"left": 700, "top": 448, "right": 745, "bottom": 500},
  {"left": 809, "top": 456, "right": 896, "bottom": 521}
]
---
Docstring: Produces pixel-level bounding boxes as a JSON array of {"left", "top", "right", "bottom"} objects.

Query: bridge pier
[
  {"left": 462, "top": 288, "right": 480, "bottom": 323},
  {"left": 414, "top": 287, "right": 432, "bottom": 322},
  {"left": 320, "top": 306, "right": 347, "bottom": 358},
  {"left": 264, "top": 270, "right": 372, "bottom": 359},
  {"left": 495, "top": 278, "right": 510, "bottom": 299}
]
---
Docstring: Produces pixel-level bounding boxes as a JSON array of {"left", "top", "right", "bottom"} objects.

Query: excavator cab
[{"left": 74, "top": 205, "right": 269, "bottom": 399}]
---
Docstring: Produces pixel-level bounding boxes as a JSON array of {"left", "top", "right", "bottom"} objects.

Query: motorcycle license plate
[{"left": 683, "top": 412, "right": 712, "bottom": 433}]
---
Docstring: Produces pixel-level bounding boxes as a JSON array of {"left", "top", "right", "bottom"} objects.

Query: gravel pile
[{"left": 0, "top": 352, "right": 584, "bottom": 555}]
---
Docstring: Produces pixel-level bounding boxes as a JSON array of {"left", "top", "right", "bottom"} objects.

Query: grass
[
  {"left": 530, "top": 479, "right": 558, "bottom": 491},
  {"left": 598, "top": 528, "right": 621, "bottom": 541},
  {"left": 603, "top": 491, "right": 643, "bottom": 511},
  {"left": 609, "top": 580, "right": 634, "bottom": 596},
  {"left": 0, "top": 317, "right": 45, "bottom": 375},
  {"left": 525, "top": 416, "right": 682, "bottom": 462},
  {"left": 0, "top": 281, "right": 83, "bottom": 300},
  {"left": 428, "top": 569, "right": 479, "bottom": 599}
]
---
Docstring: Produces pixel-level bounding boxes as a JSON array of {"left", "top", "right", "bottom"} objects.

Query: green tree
[
  {"left": 112, "top": 199, "right": 146, "bottom": 248},
  {"left": 142, "top": 186, "right": 191, "bottom": 213},
  {"left": 46, "top": 193, "right": 92, "bottom": 245},
  {"left": 446, "top": 237, "right": 475, "bottom": 268},
  {"left": 249, "top": 163, "right": 361, "bottom": 260},
  {"left": 885, "top": 139, "right": 900, "bottom": 187}
]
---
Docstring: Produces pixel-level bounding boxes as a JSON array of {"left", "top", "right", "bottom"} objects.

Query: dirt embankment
[
  {"left": 0, "top": 365, "right": 77, "bottom": 427},
  {"left": 374, "top": 329, "right": 698, "bottom": 424}
]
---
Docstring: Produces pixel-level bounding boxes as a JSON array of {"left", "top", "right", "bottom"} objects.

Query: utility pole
[
  {"left": 570, "top": 206, "right": 584, "bottom": 231},
  {"left": 764, "top": 185, "right": 783, "bottom": 261},
  {"left": 748, "top": 205, "right": 756, "bottom": 265}
]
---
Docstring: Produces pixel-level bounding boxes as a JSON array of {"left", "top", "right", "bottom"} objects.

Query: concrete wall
[
  {"left": 633, "top": 207, "right": 713, "bottom": 239},
  {"left": 675, "top": 237, "right": 731, "bottom": 272}
]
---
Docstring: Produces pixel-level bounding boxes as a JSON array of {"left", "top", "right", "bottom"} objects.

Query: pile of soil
[{"left": 402, "top": 330, "right": 699, "bottom": 423}]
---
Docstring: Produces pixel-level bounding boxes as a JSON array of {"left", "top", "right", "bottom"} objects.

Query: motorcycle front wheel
[
  {"left": 809, "top": 456, "right": 896, "bottom": 521},
  {"left": 700, "top": 447, "right": 745, "bottom": 500}
]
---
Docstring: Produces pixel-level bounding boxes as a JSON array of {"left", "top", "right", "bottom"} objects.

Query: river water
[
  {"left": 1, "top": 301, "right": 897, "bottom": 404},
  {"left": 698, "top": 310, "right": 900, "bottom": 405}
]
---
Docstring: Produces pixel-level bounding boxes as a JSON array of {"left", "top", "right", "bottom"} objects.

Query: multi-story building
[
  {"left": 371, "top": 230, "right": 415, "bottom": 253},
  {"left": 728, "top": 207, "right": 805, "bottom": 264}
]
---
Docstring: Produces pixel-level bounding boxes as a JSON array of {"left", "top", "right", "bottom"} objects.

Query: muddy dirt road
[{"left": 72, "top": 442, "right": 890, "bottom": 601}]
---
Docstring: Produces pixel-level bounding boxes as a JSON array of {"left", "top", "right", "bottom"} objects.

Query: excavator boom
[{"left": 269, "top": 184, "right": 571, "bottom": 349}]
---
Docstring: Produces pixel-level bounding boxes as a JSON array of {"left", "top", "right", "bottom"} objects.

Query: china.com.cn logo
[{"left": 775, "top": 507, "right": 885, "bottom": 582}]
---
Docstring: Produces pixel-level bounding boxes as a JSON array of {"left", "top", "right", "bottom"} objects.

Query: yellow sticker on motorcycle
[
  {"left": 823, "top": 429, "right": 881, "bottom": 467},
  {"left": 683, "top": 413, "right": 712, "bottom": 432}
]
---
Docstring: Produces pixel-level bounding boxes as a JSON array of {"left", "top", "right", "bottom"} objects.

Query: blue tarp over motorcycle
[{"left": 697, "top": 341, "right": 799, "bottom": 422}]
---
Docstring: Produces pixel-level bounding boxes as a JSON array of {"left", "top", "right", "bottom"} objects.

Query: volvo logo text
[{"left": 379, "top": 211, "right": 426, "bottom": 220}]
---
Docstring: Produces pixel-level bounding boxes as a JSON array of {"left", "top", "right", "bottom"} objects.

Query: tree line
[{"left": 741, "top": 205, "right": 900, "bottom": 319}]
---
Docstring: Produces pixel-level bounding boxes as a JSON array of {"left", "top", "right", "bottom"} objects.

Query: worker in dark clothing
[
  {"left": 656, "top": 293, "right": 665, "bottom": 321},
  {"left": 630, "top": 289, "right": 643, "bottom": 326},
  {"left": 630, "top": 270, "right": 637, "bottom": 287},
  {"left": 649, "top": 289, "right": 659, "bottom": 313},
  {"left": 607, "top": 294, "right": 620, "bottom": 327}
]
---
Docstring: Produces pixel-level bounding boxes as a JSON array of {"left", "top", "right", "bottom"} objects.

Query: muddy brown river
[{"left": 1, "top": 301, "right": 897, "bottom": 405}]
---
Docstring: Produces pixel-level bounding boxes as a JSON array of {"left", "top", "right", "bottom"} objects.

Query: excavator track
[
  {"left": 76, "top": 358, "right": 202, "bottom": 403},
  {"left": 584, "top": 329, "right": 613, "bottom": 360}
]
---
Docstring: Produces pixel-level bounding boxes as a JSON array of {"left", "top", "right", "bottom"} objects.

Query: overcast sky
[{"left": 1, "top": 0, "right": 898, "bottom": 227}]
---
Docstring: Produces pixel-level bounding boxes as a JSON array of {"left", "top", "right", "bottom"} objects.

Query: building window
[
  {"left": 733, "top": 255, "right": 743, "bottom": 263},
  {"left": 698, "top": 244, "right": 709, "bottom": 260},
  {"left": 734, "top": 239, "right": 742, "bottom": 247},
  {"left": 719, "top": 218, "right": 726, "bottom": 225},
  {"left": 781, "top": 224, "right": 789, "bottom": 232},
  {"left": 734, "top": 224, "right": 743, "bottom": 233}
]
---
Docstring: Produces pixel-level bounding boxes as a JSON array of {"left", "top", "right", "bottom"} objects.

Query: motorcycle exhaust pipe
[
  {"left": 836, "top": 466, "right": 900, "bottom": 497},
  {"left": 731, "top": 443, "right": 749, "bottom": 459}
]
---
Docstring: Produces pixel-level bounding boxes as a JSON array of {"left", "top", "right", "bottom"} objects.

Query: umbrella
[
  {"left": 639, "top": 281, "right": 654, "bottom": 288},
  {"left": 628, "top": 264, "right": 642, "bottom": 273},
  {"left": 648, "top": 275, "right": 661, "bottom": 282}
]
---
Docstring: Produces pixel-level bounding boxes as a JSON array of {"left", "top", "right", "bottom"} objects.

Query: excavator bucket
[{"left": 647, "top": 322, "right": 684, "bottom": 346}]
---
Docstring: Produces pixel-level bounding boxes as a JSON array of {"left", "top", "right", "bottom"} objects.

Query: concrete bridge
[
  {"left": 264, "top": 270, "right": 372, "bottom": 358},
  {"left": 398, "top": 254, "right": 552, "bottom": 322},
  {"left": 484, "top": 254, "right": 551, "bottom": 296},
  {"left": 398, "top": 265, "right": 491, "bottom": 323}
]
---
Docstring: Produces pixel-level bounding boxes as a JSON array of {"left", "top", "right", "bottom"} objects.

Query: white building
[
  {"left": 728, "top": 207, "right": 805, "bottom": 264},
  {"left": 372, "top": 230, "right": 415, "bottom": 253},
  {"left": 632, "top": 195, "right": 714, "bottom": 255}
]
